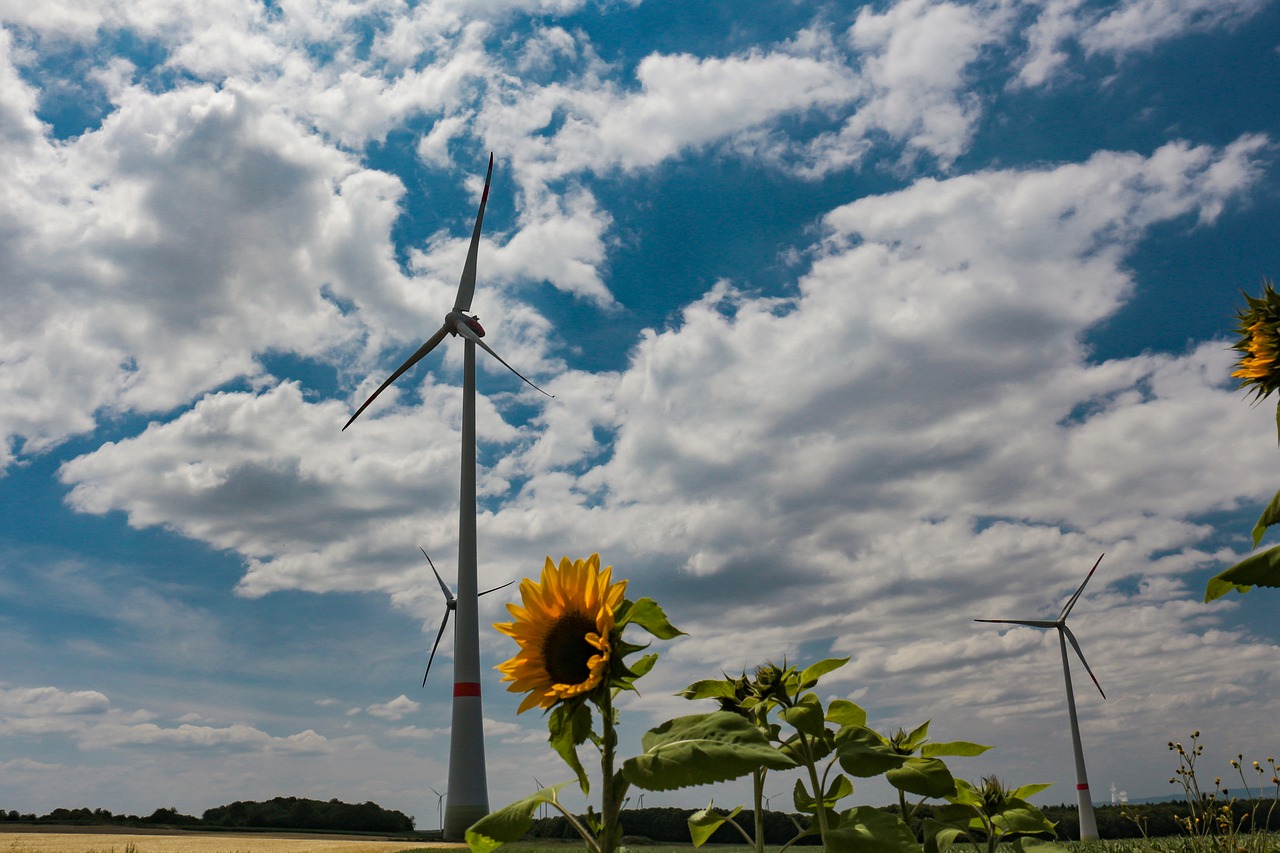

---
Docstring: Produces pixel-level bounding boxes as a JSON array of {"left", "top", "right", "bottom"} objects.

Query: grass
[{"left": 407, "top": 840, "right": 1280, "bottom": 852}]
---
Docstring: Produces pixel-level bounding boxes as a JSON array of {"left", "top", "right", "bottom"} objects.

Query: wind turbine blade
[
  {"left": 479, "top": 579, "right": 515, "bottom": 597},
  {"left": 1061, "top": 624, "right": 1105, "bottom": 699},
  {"left": 452, "top": 319, "right": 554, "bottom": 398},
  {"left": 453, "top": 153, "right": 494, "bottom": 313},
  {"left": 1060, "top": 553, "right": 1105, "bottom": 620},
  {"left": 343, "top": 324, "right": 451, "bottom": 431},
  {"left": 421, "top": 548, "right": 456, "bottom": 605},
  {"left": 423, "top": 609, "right": 451, "bottom": 688},
  {"left": 975, "top": 618, "right": 1059, "bottom": 628}
]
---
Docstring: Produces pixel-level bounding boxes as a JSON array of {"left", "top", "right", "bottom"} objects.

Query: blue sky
[{"left": 2, "top": 0, "right": 1279, "bottom": 826}]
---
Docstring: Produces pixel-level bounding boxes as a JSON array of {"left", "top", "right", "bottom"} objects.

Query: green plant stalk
[
  {"left": 600, "top": 688, "right": 626, "bottom": 853},
  {"left": 547, "top": 799, "right": 603, "bottom": 853},
  {"left": 752, "top": 767, "right": 766, "bottom": 853},
  {"left": 797, "top": 731, "right": 830, "bottom": 842}
]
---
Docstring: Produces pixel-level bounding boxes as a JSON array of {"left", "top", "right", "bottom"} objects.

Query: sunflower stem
[
  {"left": 599, "top": 687, "right": 622, "bottom": 853},
  {"left": 799, "top": 732, "right": 831, "bottom": 842},
  {"left": 752, "top": 767, "right": 766, "bottom": 853}
]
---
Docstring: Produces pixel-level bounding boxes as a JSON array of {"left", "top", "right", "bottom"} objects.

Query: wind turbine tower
[
  {"left": 976, "top": 554, "right": 1107, "bottom": 841},
  {"left": 343, "top": 155, "right": 551, "bottom": 839}
]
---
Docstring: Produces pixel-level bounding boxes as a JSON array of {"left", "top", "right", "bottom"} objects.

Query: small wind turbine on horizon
[
  {"left": 419, "top": 548, "right": 513, "bottom": 687},
  {"left": 343, "top": 154, "right": 551, "bottom": 840},
  {"left": 429, "top": 786, "right": 446, "bottom": 833},
  {"left": 975, "top": 554, "right": 1107, "bottom": 841}
]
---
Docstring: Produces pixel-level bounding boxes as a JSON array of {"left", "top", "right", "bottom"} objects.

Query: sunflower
[
  {"left": 495, "top": 554, "right": 628, "bottom": 713},
  {"left": 1231, "top": 279, "right": 1280, "bottom": 400}
]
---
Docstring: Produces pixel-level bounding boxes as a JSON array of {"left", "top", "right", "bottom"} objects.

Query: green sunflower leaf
[
  {"left": 688, "top": 802, "right": 742, "bottom": 847},
  {"left": 779, "top": 692, "right": 826, "bottom": 737},
  {"left": 923, "top": 818, "right": 967, "bottom": 853},
  {"left": 1205, "top": 544, "right": 1280, "bottom": 601},
  {"left": 798, "top": 657, "right": 849, "bottom": 689},
  {"left": 621, "top": 711, "right": 795, "bottom": 791},
  {"left": 679, "top": 678, "right": 738, "bottom": 701},
  {"left": 992, "top": 799, "right": 1057, "bottom": 836},
  {"left": 886, "top": 757, "right": 956, "bottom": 798},
  {"left": 1251, "top": 487, "right": 1280, "bottom": 547},
  {"left": 465, "top": 781, "right": 571, "bottom": 853},
  {"left": 1009, "top": 783, "right": 1053, "bottom": 801},
  {"left": 619, "top": 597, "right": 685, "bottom": 639},
  {"left": 610, "top": 652, "right": 659, "bottom": 693},
  {"left": 899, "top": 719, "right": 931, "bottom": 751},
  {"left": 836, "top": 725, "right": 906, "bottom": 777},
  {"left": 823, "top": 806, "right": 922, "bottom": 853},
  {"left": 548, "top": 701, "right": 593, "bottom": 795},
  {"left": 826, "top": 699, "right": 867, "bottom": 727},
  {"left": 922, "top": 740, "right": 992, "bottom": 758}
]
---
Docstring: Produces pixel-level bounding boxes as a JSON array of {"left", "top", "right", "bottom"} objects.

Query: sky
[{"left": 1, "top": 0, "right": 1279, "bottom": 828}]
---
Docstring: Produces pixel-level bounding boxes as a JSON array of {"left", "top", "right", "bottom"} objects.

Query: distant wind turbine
[
  {"left": 429, "top": 786, "right": 446, "bottom": 833},
  {"left": 344, "top": 154, "right": 551, "bottom": 839},
  {"left": 420, "top": 548, "right": 513, "bottom": 687},
  {"left": 975, "top": 554, "right": 1107, "bottom": 841}
]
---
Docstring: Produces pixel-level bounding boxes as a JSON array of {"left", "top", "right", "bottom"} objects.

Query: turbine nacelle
[{"left": 341, "top": 154, "right": 551, "bottom": 434}]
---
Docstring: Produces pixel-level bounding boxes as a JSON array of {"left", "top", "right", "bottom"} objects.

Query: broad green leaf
[
  {"left": 1010, "top": 782, "right": 1052, "bottom": 801},
  {"left": 622, "top": 711, "right": 795, "bottom": 791},
  {"left": 1252, "top": 487, "right": 1280, "bottom": 547},
  {"left": 1205, "top": 544, "right": 1280, "bottom": 601},
  {"left": 799, "top": 657, "right": 849, "bottom": 689},
  {"left": 778, "top": 728, "right": 835, "bottom": 764},
  {"left": 823, "top": 773, "right": 855, "bottom": 807},
  {"left": 836, "top": 726, "right": 906, "bottom": 777},
  {"left": 548, "top": 701, "right": 592, "bottom": 794},
  {"left": 679, "top": 679, "right": 737, "bottom": 701},
  {"left": 688, "top": 802, "right": 741, "bottom": 847},
  {"left": 624, "top": 650, "right": 655, "bottom": 676},
  {"left": 618, "top": 597, "right": 684, "bottom": 639},
  {"left": 945, "top": 779, "right": 984, "bottom": 808},
  {"left": 885, "top": 757, "right": 956, "bottom": 798},
  {"left": 826, "top": 699, "right": 867, "bottom": 727},
  {"left": 922, "top": 818, "right": 967, "bottom": 853},
  {"left": 779, "top": 692, "right": 826, "bottom": 737},
  {"left": 793, "top": 777, "right": 815, "bottom": 813},
  {"left": 1014, "top": 839, "right": 1067, "bottom": 852},
  {"left": 792, "top": 777, "right": 847, "bottom": 822},
  {"left": 992, "top": 801, "right": 1056, "bottom": 836},
  {"left": 922, "top": 740, "right": 991, "bottom": 758},
  {"left": 824, "top": 806, "right": 922, "bottom": 853},
  {"left": 465, "top": 782, "right": 570, "bottom": 853}
]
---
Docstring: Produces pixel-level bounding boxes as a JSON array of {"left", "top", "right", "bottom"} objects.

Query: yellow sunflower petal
[{"left": 492, "top": 553, "right": 624, "bottom": 713}]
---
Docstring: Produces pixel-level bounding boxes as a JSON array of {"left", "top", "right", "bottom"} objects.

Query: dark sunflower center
[{"left": 541, "top": 612, "right": 599, "bottom": 685}]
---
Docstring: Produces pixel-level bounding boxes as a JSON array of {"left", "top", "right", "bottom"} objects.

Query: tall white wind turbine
[
  {"left": 975, "top": 554, "right": 1107, "bottom": 841},
  {"left": 343, "top": 154, "right": 551, "bottom": 839}
]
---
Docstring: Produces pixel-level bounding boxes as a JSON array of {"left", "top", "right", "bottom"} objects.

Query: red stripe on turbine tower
[{"left": 455, "top": 682, "right": 481, "bottom": 697}]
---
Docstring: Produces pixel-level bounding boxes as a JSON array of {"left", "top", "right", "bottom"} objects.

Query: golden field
[{"left": 0, "top": 827, "right": 460, "bottom": 853}]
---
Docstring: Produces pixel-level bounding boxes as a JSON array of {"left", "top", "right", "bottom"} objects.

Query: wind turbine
[
  {"left": 429, "top": 786, "right": 446, "bottom": 833},
  {"left": 420, "top": 548, "right": 513, "bottom": 687},
  {"left": 343, "top": 154, "right": 551, "bottom": 839},
  {"left": 975, "top": 554, "right": 1107, "bottom": 841}
]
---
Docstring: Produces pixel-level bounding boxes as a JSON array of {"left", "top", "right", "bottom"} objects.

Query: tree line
[
  {"left": 0, "top": 797, "right": 414, "bottom": 834},
  {"left": 5, "top": 797, "right": 1275, "bottom": 841}
]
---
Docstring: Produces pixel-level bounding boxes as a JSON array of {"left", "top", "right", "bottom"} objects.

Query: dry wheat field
[{"left": 0, "top": 827, "right": 460, "bottom": 853}]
